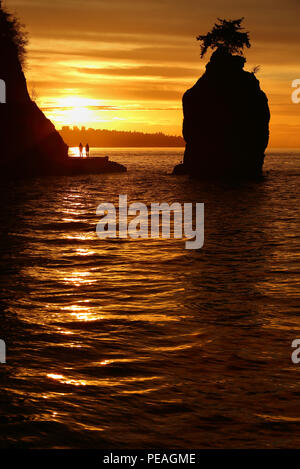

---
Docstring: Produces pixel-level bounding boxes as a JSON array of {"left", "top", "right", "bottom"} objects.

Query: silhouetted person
[
  {"left": 85, "top": 143, "right": 90, "bottom": 157},
  {"left": 79, "top": 142, "right": 83, "bottom": 157}
]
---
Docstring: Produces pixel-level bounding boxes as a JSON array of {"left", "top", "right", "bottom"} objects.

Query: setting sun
[
  {"left": 49, "top": 96, "right": 99, "bottom": 127},
  {"left": 6, "top": 0, "right": 300, "bottom": 146}
]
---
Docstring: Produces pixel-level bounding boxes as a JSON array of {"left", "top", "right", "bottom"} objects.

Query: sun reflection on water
[
  {"left": 60, "top": 303, "right": 103, "bottom": 322},
  {"left": 63, "top": 270, "right": 97, "bottom": 286},
  {"left": 46, "top": 373, "right": 161, "bottom": 388}
]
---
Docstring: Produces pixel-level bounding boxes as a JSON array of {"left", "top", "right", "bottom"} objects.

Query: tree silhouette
[
  {"left": 0, "top": 0, "right": 28, "bottom": 64},
  {"left": 197, "top": 18, "right": 251, "bottom": 58}
]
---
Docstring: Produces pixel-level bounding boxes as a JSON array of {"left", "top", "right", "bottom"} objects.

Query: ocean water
[{"left": 0, "top": 148, "right": 299, "bottom": 449}]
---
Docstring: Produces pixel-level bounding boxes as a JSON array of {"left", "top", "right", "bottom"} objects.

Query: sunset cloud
[{"left": 6, "top": 0, "right": 300, "bottom": 144}]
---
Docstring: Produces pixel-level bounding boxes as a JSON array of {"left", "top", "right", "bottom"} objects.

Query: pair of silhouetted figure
[{"left": 79, "top": 143, "right": 89, "bottom": 157}]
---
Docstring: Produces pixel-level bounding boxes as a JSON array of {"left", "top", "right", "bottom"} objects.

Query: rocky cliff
[
  {"left": 173, "top": 48, "right": 270, "bottom": 177},
  {"left": 0, "top": 3, "right": 69, "bottom": 178},
  {"left": 0, "top": 3, "right": 126, "bottom": 178}
]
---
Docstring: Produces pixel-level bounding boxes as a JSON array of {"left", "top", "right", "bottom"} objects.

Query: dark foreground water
[{"left": 0, "top": 148, "right": 299, "bottom": 449}]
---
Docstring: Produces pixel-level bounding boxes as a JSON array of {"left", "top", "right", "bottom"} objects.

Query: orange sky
[{"left": 5, "top": 0, "right": 300, "bottom": 146}]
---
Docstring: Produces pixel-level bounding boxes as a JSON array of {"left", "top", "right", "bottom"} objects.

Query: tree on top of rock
[
  {"left": 0, "top": 0, "right": 28, "bottom": 64},
  {"left": 197, "top": 18, "right": 251, "bottom": 58}
]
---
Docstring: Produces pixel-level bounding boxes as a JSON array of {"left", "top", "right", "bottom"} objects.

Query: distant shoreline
[
  {"left": 59, "top": 127, "right": 185, "bottom": 148},
  {"left": 67, "top": 146, "right": 299, "bottom": 150},
  {"left": 59, "top": 129, "right": 300, "bottom": 150},
  {"left": 67, "top": 145, "right": 186, "bottom": 148}
]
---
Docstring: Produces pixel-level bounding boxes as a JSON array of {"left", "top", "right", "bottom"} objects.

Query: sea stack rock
[{"left": 173, "top": 28, "right": 270, "bottom": 178}]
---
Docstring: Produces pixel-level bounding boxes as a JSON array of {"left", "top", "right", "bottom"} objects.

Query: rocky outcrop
[
  {"left": 0, "top": 4, "right": 69, "bottom": 177},
  {"left": 0, "top": 3, "right": 126, "bottom": 178},
  {"left": 173, "top": 49, "right": 270, "bottom": 177}
]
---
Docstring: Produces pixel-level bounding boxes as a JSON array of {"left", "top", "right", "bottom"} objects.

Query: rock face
[
  {"left": 0, "top": 82, "right": 70, "bottom": 178},
  {"left": 0, "top": 5, "right": 69, "bottom": 177},
  {"left": 173, "top": 49, "right": 270, "bottom": 177},
  {"left": 0, "top": 4, "right": 126, "bottom": 178}
]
